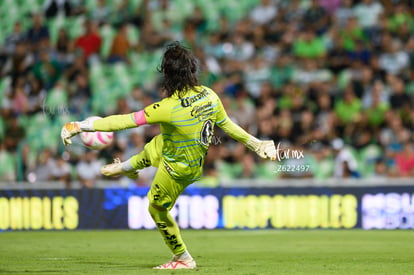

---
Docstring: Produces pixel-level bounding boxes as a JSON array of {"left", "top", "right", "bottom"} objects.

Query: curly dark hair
[{"left": 158, "top": 42, "right": 199, "bottom": 98}]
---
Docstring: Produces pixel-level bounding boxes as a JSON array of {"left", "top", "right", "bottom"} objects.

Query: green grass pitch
[{"left": 0, "top": 230, "right": 413, "bottom": 274}]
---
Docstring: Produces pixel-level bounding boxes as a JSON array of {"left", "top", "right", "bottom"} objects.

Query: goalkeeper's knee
[{"left": 148, "top": 203, "right": 167, "bottom": 218}]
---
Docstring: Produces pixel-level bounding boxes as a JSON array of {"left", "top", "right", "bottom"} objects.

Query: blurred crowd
[{"left": 1, "top": 0, "right": 414, "bottom": 187}]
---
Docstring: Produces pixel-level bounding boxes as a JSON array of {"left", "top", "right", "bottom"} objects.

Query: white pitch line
[{"left": 39, "top": 258, "right": 70, "bottom": 260}]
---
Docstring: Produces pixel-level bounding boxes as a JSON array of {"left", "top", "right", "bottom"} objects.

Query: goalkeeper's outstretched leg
[{"left": 101, "top": 134, "right": 163, "bottom": 179}]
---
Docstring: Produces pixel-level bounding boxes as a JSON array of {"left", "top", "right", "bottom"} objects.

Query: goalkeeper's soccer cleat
[
  {"left": 153, "top": 255, "right": 196, "bottom": 270},
  {"left": 101, "top": 158, "right": 139, "bottom": 180}
]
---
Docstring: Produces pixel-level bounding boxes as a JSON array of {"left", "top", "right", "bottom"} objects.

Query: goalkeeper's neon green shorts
[{"left": 129, "top": 135, "right": 193, "bottom": 210}]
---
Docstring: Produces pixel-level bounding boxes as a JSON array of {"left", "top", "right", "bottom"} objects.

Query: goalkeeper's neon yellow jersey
[
  {"left": 94, "top": 85, "right": 252, "bottom": 181},
  {"left": 143, "top": 86, "right": 232, "bottom": 181}
]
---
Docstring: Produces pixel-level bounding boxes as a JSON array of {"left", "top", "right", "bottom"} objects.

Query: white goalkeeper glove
[
  {"left": 61, "top": 120, "right": 94, "bottom": 146},
  {"left": 246, "top": 136, "right": 277, "bottom": 161}
]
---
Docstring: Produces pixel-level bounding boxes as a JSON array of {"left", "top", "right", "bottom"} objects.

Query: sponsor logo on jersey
[
  {"left": 180, "top": 89, "right": 209, "bottom": 107},
  {"left": 190, "top": 101, "right": 214, "bottom": 120}
]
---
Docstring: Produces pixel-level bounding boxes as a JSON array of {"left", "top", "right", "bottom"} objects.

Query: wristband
[
  {"left": 79, "top": 120, "right": 95, "bottom": 132},
  {"left": 246, "top": 135, "right": 261, "bottom": 152}
]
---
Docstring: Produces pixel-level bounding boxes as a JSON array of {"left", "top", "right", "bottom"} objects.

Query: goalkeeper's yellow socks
[
  {"left": 178, "top": 250, "right": 191, "bottom": 259},
  {"left": 128, "top": 150, "right": 152, "bottom": 170},
  {"left": 148, "top": 203, "right": 187, "bottom": 255},
  {"left": 174, "top": 250, "right": 194, "bottom": 262}
]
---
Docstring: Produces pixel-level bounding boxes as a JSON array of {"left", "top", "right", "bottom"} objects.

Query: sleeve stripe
[
  {"left": 175, "top": 143, "right": 200, "bottom": 149},
  {"left": 216, "top": 117, "right": 227, "bottom": 124},
  {"left": 171, "top": 117, "right": 197, "bottom": 123},
  {"left": 164, "top": 150, "right": 204, "bottom": 158},
  {"left": 178, "top": 161, "right": 201, "bottom": 168},
  {"left": 164, "top": 138, "right": 199, "bottom": 143},
  {"left": 162, "top": 131, "right": 200, "bottom": 137},
  {"left": 175, "top": 120, "right": 204, "bottom": 127}
]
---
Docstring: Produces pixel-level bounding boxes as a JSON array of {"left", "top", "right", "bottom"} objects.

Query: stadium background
[{"left": 0, "top": 0, "right": 414, "bottom": 231}]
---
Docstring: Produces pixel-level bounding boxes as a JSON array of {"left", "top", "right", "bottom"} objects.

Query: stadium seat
[
  {"left": 45, "top": 85, "right": 68, "bottom": 112},
  {"left": 99, "top": 24, "right": 116, "bottom": 59},
  {"left": 220, "top": 0, "right": 248, "bottom": 23},
  {"left": 89, "top": 61, "right": 134, "bottom": 114},
  {"left": 89, "top": 63, "right": 113, "bottom": 110},
  {"left": 18, "top": 0, "right": 41, "bottom": 20},
  {"left": 0, "top": 0, "right": 12, "bottom": 8},
  {"left": 126, "top": 24, "right": 140, "bottom": 46},
  {"left": 15, "top": 141, "right": 28, "bottom": 181},
  {"left": 256, "top": 161, "right": 278, "bottom": 179},
  {"left": 197, "top": 1, "right": 220, "bottom": 31},
  {"left": 129, "top": 0, "right": 143, "bottom": 9},
  {"left": 25, "top": 115, "right": 53, "bottom": 154},
  {"left": 174, "top": 0, "right": 194, "bottom": 19},
  {"left": 358, "top": 144, "right": 383, "bottom": 177},
  {"left": 66, "top": 16, "right": 85, "bottom": 40},
  {"left": 53, "top": 113, "right": 77, "bottom": 128},
  {"left": 0, "top": 148, "right": 16, "bottom": 181},
  {"left": 337, "top": 70, "right": 352, "bottom": 90},
  {"left": 41, "top": 121, "right": 61, "bottom": 152},
  {"left": 0, "top": 77, "right": 11, "bottom": 106},
  {"left": 89, "top": 62, "right": 106, "bottom": 83},
  {"left": 91, "top": 85, "right": 118, "bottom": 115},
  {"left": 308, "top": 155, "right": 335, "bottom": 179},
  {"left": 0, "top": 6, "right": 18, "bottom": 41},
  {"left": 48, "top": 16, "right": 66, "bottom": 44},
  {"left": 20, "top": 112, "right": 66, "bottom": 176},
  {"left": 26, "top": 113, "right": 51, "bottom": 136},
  {"left": 216, "top": 160, "right": 238, "bottom": 180},
  {"left": 110, "top": 62, "right": 133, "bottom": 96},
  {"left": 348, "top": 147, "right": 362, "bottom": 177},
  {"left": 129, "top": 52, "right": 151, "bottom": 86},
  {"left": 0, "top": 117, "right": 4, "bottom": 141},
  {"left": 128, "top": 50, "right": 162, "bottom": 88},
  {"left": 84, "top": 0, "right": 98, "bottom": 13},
  {"left": 194, "top": 175, "right": 219, "bottom": 187}
]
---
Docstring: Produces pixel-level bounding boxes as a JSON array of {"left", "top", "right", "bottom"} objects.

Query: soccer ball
[{"left": 79, "top": 116, "right": 114, "bottom": 150}]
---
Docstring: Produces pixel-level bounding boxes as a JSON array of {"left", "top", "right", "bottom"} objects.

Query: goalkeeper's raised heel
[{"left": 101, "top": 158, "right": 139, "bottom": 180}]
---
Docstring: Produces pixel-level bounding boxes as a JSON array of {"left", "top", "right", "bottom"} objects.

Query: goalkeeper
[{"left": 61, "top": 42, "right": 277, "bottom": 270}]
